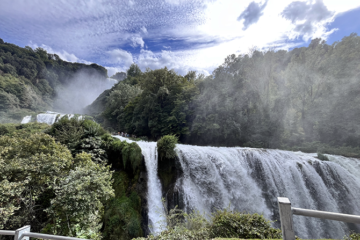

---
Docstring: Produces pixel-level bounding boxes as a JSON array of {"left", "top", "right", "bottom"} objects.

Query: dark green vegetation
[
  {"left": 344, "top": 232, "right": 360, "bottom": 240},
  {"left": 157, "top": 135, "right": 180, "bottom": 198},
  {"left": 88, "top": 33, "right": 360, "bottom": 157},
  {"left": 103, "top": 172, "right": 143, "bottom": 240},
  {"left": 0, "top": 119, "right": 147, "bottom": 240},
  {"left": 0, "top": 131, "right": 113, "bottom": 240},
  {"left": 88, "top": 64, "right": 198, "bottom": 140},
  {"left": 157, "top": 135, "right": 178, "bottom": 161},
  {"left": 133, "top": 207, "right": 281, "bottom": 240},
  {"left": 0, "top": 37, "right": 107, "bottom": 122}
]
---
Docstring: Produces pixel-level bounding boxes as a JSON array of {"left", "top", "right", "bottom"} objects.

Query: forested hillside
[
  {"left": 0, "top": 38, "right": 107, "bottom": 123},
  {"left": 88, "top": 33, "right": 360, "bottom": 156}
]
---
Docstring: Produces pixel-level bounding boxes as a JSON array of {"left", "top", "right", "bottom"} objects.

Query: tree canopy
[{"left": 88, "top": 33, "right": 360, "bottom": 154}]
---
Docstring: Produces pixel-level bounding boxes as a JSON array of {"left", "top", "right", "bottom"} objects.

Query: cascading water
[
  {"left": 22, "top": 111, "right": 82, "bottom": 125},
  {"left": 36, "top": 111, "right": 59, "bottom": 125},
  {"left": 114, "top": 136, "right": 166, "bottom": 234},
  {"left": 175, "top": 145, "right": 360, "bottom": 239},
  {"left": 21, "top": 115, "right": 32, "bottom": 124},
  {"left": 327, "top": 154, "right": 360, "bottom": 180}
]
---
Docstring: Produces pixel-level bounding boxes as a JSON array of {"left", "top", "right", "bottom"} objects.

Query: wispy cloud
[
  {"left": 281, "top": 0, "right": 335, "bottom": 40},
  {"left": 237, "top": 1, "right": 268, "bottom": 30},
  {"left": 1, "top": 0, "right": 358, "bottom": 76},
  {"left": 29, "top": 42, "right": 92, "bottom": 64}
]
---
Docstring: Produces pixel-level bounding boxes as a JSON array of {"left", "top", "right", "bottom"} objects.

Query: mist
[
  {"left": 52, "top": 70, "right": 117, "bottom": 114},
  {"left": 184, "top": 34, "right": 360, "bottom": 152}
]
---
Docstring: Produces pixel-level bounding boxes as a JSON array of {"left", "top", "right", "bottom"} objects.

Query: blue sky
[{"left": 0, "top": 0, "right": 359, "bottom": 77}]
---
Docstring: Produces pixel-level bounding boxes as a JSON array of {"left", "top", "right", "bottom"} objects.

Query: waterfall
[
  {"left": 36, "top": 111, "right": 59, "bottom": 125},
  {"left": 114, "top": 136, "right": 167, "bottom": 234},
  {"left": 327, "top": 154, "right": 360, "bottom": 180},
  {"left": 21, "top": 115, "right": 32, "bottom": 124},
  {"left": 24, "top": 111, "right": 82, "bottom": 125},
  {"left": 175, "top": 145, "right": 360, "bottom": 239}
]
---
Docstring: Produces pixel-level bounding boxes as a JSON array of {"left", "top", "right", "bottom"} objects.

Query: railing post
[
  {"left": 15, "top": 225, "right": 30, "bottom": 240},
  {"left": 278, "top": 197, "right": 295, "bottom": 240}
]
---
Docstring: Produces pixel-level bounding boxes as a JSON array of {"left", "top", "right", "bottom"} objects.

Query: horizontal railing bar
[
  {"left": 20, "top": 232, "right": 87, "bottom": 240},
  {"left": 0, "top": 230, "right": 15, "bottom": 235},
  {"left": 292, "top": 207, "right": 360, "bottom": 224},
  {"left": 23, "top": 232, "right": 89, "bottom": 240}
]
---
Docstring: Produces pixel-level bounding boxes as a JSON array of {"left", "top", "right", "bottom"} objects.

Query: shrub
[
  {"left": 344, "top": 231, "right": 360, "bottom": 240},
  {"left": 157, "top": 135, "right": 178, "bottom": 161},
  {"left": 47, "top": 116, "right": 84, "bottom": 146},
  {"left": 0, "top": 122, "right": 49, "bottom": 137},
  {"left": 209, "top": 209, "right": 282, "bottom": 239},
  {"left": 138, "top": 205, "right": 281, "bottom": 240},
  {"left": 74, "top": 136, "right": 107, "bottom": 163}
]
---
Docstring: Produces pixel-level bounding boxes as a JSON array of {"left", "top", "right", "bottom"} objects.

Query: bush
[
  {"left": 0, "top": 122, "right": 49, "bottom": 137},
  {"left": 344, "top": 231, "right": 360, "bottom": 240},
  {"left": 209, "top": 209, "right": 282, "bottom": 239},
  {"left": 157, "top": 135, "right": 178, "bottom": 161},
  {"left": 138, "top": 206, "right": 281, "bottom": 240}
]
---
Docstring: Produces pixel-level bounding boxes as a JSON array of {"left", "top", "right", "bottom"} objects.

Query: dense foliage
[
  {"left": 103, "top": 172, "right": 143, "bottom": 240},
  {"left": 0, "top": 119, "right": 147, "bottom": 240},
  {"left": 209, "top": 209, "right": 281, "bottom": 238},
  {"left": 88, "top": 33, "right": 360, "bottom": 157},
  {"left": 134, "top": 207, "right": 281, "bottom": 240},
  {"left": 0, "top": 132, "right": 114, "bottom": 240},
  {"left": 0, "top": 38, "right": 107, "bottom": 122},
  {"left": 157, "top": 135, "right": 178, "bottom": 161}
]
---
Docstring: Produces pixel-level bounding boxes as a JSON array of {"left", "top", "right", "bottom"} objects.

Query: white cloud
[
  {"left": 141, "top": 26, "right": 148, "bottom": 34},
  {"left": 106, "top": 49, "right": 134, "bottom": 66},
  {"left": 136, "top": 49, "right": 210, "bottom": 76},
  {"left": 105, "top": 66, "right": 127, "bottom": 77},
  {"left": 28, "top": 42, "right": 92, "bottom": 64},
  {"left": 2, "top": 0, "right": 360, "bottom": 77},
  {"left": 130, "top": 36, "right": 145, "bottom": 48}
]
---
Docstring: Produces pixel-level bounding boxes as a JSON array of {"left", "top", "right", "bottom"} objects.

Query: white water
[
  {"left": 327, "top": 154, "right": 360, "bottom": 180},
  {"left": 36, "top": 111, "right": 59, "bottom": 125},
  {"left": 21, "top": 115, "right": 32, "bottom": 124},
  {"left": 114, "top": 136, "right": 167, "bottom": 234},
  {"left": 22, "top": 111, "right": 82, "bottom": 125},
  {"left": 175, "top": 145, "right": 360, "bottom": 239}
]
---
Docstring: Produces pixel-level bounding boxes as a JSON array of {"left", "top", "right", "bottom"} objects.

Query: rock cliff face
[
  {"left": 158, "top": 155, "right": 184, "bottom": 212},
  {"left": 136, "top": 166, "right": 150, "bottom": 236}
]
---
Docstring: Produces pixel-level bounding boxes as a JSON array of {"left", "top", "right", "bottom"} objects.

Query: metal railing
[
  {"left": 278, "top": 197, "right": 360, "bottom": 240},
  {"left": 0, "top": 226, "right": 89, "bottom": 240}
]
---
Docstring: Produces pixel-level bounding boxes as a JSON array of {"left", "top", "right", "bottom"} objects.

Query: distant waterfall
[
  {"left": 21, "top": 115, "right": 32, "bottom": 124},
  {"left": 21, "top": 111, "right": 81, "bottom": 125},
  {"left": 36, "top": 111, "right": 62, "bottom": 125},
  {"left": 114, "top": 136, "right": 167, "bottom": 234},
  {"left": 175, "top": 145, "right": 360, "bottom": 239}
]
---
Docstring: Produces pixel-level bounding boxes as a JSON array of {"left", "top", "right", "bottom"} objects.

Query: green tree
[
  {"left": 111, "top": 72, "right": 127, "bottom": 81},
  {"left": 127, "top": 64, "right": 142, "bottom": 78},
  {"left": 122, "top": 68, "right": 199, "bottom": 140},
  {"left": 44, "top": 152, "right": 114, "bottom": 240},
  {"left": 0, "top": 133, "right": 114, "bottom": 239},
  {"left": 0, "top": 133, "right": 73, "bottom": 230}
]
